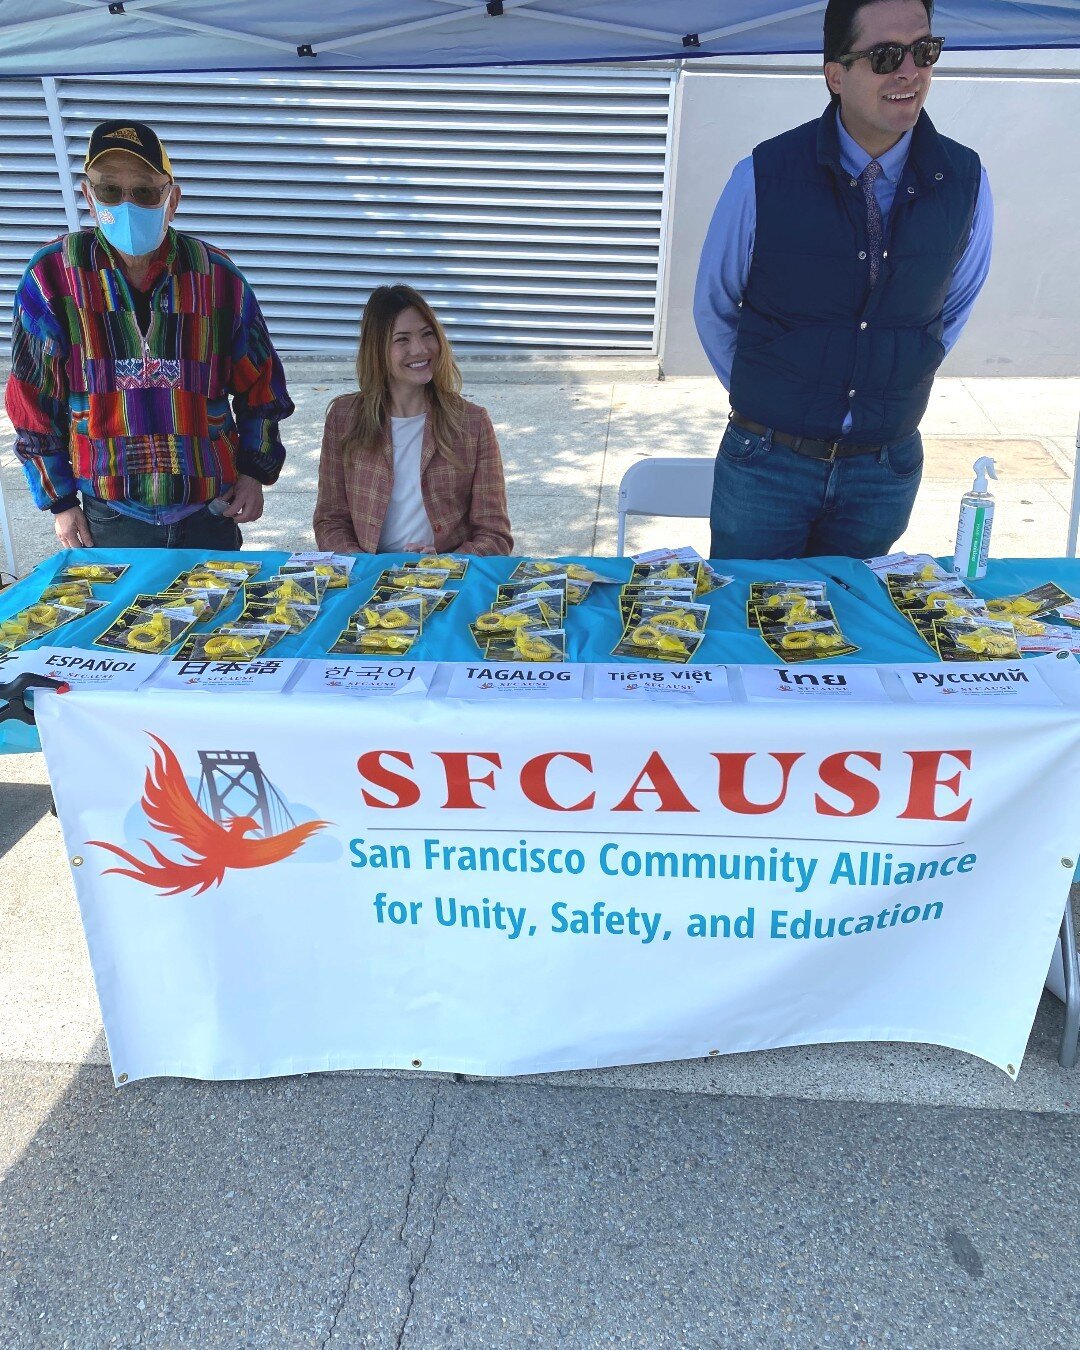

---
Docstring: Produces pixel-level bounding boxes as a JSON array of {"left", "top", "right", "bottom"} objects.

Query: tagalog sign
[{"left": 36, "top": 672, "right": 1080, "bottom": 1084}]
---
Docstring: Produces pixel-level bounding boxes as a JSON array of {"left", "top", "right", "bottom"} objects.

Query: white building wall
[{"left": 660, "top": 56, "right": 1080, "bottom": 378}]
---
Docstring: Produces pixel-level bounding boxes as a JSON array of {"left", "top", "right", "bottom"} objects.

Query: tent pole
[
  {"left": 1068, "top": 411, "right": 1080, "bottom": 558},
  {"left": 43, "top": 77, "right": 81, "bottom": 232},
  {"left": 0, "top": 473, "right": 18, "bottom": 583}
]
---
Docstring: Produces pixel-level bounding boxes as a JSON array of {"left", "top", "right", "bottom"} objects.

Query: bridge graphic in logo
[{"left": 87, "top": 735, "right": 328, "bottom": 896}]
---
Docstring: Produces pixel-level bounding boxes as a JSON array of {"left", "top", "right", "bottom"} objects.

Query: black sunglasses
[{"left": 839, "top": 36, "right": 944, "bottom": 75}]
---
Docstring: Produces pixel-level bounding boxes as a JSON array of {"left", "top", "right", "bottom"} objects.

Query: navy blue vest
[{"left": 729, "top": 108, "right": 981, "bottom": 443}]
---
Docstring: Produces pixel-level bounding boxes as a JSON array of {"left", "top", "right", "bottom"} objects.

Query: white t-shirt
[{"left": 378, "top": 413, "right": 435, "bottom": 552}]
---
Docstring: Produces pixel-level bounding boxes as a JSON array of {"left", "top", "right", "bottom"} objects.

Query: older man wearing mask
[{"left": 5, "top": 119, "right": 294, "bottom": 550}]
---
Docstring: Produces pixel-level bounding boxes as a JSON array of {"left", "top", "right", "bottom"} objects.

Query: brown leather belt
[{"left": 730, "top": 411, "right": 883, "bottom": 461}]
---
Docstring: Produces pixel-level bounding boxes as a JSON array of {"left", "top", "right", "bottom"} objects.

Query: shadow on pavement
[{"left": 0, "top": 781, "right": 53, "bottom": 862}]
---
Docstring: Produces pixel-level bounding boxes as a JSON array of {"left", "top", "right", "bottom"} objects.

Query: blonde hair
[{"left": 343, "top": 284, "right": 464, "bottom": 466}]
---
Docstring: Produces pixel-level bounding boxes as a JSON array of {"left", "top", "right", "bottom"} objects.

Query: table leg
[{"left": 1059, "top": 901, "right": 1080, "bottom": 1069}]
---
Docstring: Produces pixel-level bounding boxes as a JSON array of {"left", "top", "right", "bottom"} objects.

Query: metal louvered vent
[{"left": 3, "top": 67, "right": 675, "bottom": 354}]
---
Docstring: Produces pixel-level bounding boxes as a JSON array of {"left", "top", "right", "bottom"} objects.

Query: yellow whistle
[
  {"left": 65, "top": 564, "right": 115, "bottom": 581},
  {"left": 266, "top": 603, "right": 302, "bottom": 628},
  {"left": 126, "top": 612, "right": 173, "bottom": 650},
  {"left": 1, "top": 615, "right": 34, "bottom": 641},
  {"left": 358, "top": 630, "right": 412, "bottom": 652},
  {"left": 514, "top": 630, "right": 558, "bottom": 660},
  {"left": 203, "top": 633, "right": 263, "bottom": 659}
]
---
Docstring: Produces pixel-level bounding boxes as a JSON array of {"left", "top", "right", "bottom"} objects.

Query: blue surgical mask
[{"left": 93, "top": 196, "right": 169, "bottom": 257}]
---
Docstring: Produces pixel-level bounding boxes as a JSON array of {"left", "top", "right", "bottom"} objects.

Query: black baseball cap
[{"left": 85, "top": 120, "right": 173, "bottom": 177}]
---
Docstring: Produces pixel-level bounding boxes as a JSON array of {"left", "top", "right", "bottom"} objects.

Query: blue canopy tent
[
  {"left": 1, "top": 1, "right": 1079, "bottom": 574},
  {"left": 2, "top": 0, "right": 1080, "bottom": 74}
]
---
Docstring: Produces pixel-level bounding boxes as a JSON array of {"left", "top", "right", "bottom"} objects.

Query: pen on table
[{"left": 823, "top": 573, "right": 857, "bottom": 594}]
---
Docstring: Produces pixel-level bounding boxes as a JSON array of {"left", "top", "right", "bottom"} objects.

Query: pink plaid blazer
[{"left": 313, "top": 393, "right": 513, "bottom": 556}]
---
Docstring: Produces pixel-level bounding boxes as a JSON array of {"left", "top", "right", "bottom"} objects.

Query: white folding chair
[{"left": 615, "top": 456, "right": 715, "bottom": 557}]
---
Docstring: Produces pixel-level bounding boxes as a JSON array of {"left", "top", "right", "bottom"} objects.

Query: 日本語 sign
[
  {"left": 36, "top": 668, "right": 1080, "bottom": 1085},
  {"left": 148, "top": 656, "right": 302, "bottom": 693}
]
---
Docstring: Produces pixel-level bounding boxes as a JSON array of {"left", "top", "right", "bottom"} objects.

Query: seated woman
[{"left": 313, "top": 284, "right": 513, "bottom": 555}]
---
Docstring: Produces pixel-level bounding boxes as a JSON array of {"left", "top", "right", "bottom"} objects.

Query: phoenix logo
[{"left": 87, "top": 734, "right": 328, "bottom": 896}]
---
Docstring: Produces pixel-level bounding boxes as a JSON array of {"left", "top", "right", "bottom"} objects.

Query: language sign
[
  {"left": 740, "top": 665, "right": 890, "bottom": 703},
  {"left": 445, "top": 662, "right": 585, "bottom": 700},
  {"left": 148, "top": 656, "right": 302, "bottom": 693},
  {"left": 1, "top": 645, "right": 162, "bottom": 692},
  {"left": 895, "top": 662, "right": 1062, "bottom": 705},
  {"left": 590, "top": 664, "right": 731, "bottom": 702},
  {"left": 289, "top": 659, "right": 435, "bottom": 698}
]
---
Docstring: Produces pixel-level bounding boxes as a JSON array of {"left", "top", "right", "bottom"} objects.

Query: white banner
[{"left": 34, "top": 668, "right": 1080, "bottom": 1084}]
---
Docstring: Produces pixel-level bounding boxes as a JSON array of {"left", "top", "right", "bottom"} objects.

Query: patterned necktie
[{"left": 860, "top": 159, "right": 883, "bottom": 286}]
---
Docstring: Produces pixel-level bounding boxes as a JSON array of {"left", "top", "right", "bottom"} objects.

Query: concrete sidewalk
[{"left": 2, "top": 361, "right": 1079, "bottom": 576}]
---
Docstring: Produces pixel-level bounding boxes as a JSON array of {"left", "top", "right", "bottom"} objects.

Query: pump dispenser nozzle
[{"left": 971, "top": 456, "right": 997, "bottom": 494}]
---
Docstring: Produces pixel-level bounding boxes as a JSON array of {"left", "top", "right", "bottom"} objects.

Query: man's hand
[
  {"left": 221, "top": 475, "right": 265, "bottom": 523},
  {"left": 53, "top": 506, "right": 94, "bottom": 549},
  {"left": 404, "top": 542, "right": 436, "bottom": 554}
]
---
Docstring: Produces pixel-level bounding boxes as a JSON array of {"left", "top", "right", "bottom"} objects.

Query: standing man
[
  {"left": 5, "top": 120, "right": 294, "bottom": 550},
  {"left": 694, "top": 0, "right": 992, "bottom": 559}
]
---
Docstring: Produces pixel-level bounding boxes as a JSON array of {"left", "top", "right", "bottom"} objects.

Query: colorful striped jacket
[{"left": 5, "top": 228, "right": 294, "bottom": 513}]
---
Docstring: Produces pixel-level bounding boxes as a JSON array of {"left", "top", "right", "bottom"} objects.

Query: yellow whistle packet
[
  {"left": 174, "top": 627, "right": 275, "bottom": 663},
  {"left": 353, "top": 597, "right": 425, "bottom": 634},
  {"left": 986, "top": 583, "right": 1074, "bottom": 620},
  {"left": 329, "top": 625, "right": 419, "bottom": 657},
  {"left": 760, "top": 620, "right": 859, "bottom": 663},
  {"left": 934, "top": 616, "right": 1021, "bottom": 662},
  {"left": 612, "top": 617, "right": 706, "bottom": 663},
  {"left": 246, "top": 572, "right": 327, "bottom": 607},
  {"left": 403, "top": 555, "right": 470, "bottom": 579},
  {"left": 370, "top": 584, "right": 455, "bottom": 617},
  {"left": 0, "top": 599, "right": 103, "bottom": 652},
  {"left": 95, "top": 599, "right": 199, "bottom": 654},
  {"left": 376, "top": 567, "right": 452, "bottom": 592},
  {"left": 484, "top": 628, "right": 567, "bottom": 663},
  {"left": 470, "top": 598, "right": 554, "bottom": 648},
  {"left": 54, "top": 562, "right": 129, "bottom": 585}
]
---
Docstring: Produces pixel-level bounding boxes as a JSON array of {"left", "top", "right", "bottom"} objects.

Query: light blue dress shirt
[{"left": 693, "top": 111, "right": 994, "bottom": 410}]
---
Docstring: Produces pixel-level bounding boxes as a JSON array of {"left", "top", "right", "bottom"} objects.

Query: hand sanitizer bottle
[{"left": 953, "top": 456, "right": 997, "bottom": 580}]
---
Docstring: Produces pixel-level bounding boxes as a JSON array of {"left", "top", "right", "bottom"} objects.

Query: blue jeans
[
  {"left": 709, "top": 421, "right": 923, "bottom": 560},
  {"left": 81, "top": 495, "right": 242, "bottom": 551}
]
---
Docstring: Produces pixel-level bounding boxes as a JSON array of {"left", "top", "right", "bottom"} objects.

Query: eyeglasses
[
  {"left": 838, "top": 36, "right": 944, "bottom": 75},
  {"left": 88, "top": 180, "right": 172, "bottom": 208}
]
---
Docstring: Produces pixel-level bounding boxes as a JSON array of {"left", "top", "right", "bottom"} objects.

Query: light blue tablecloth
[{"left": 3, "top": 548, "right": 1079, "bottom": 753}]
